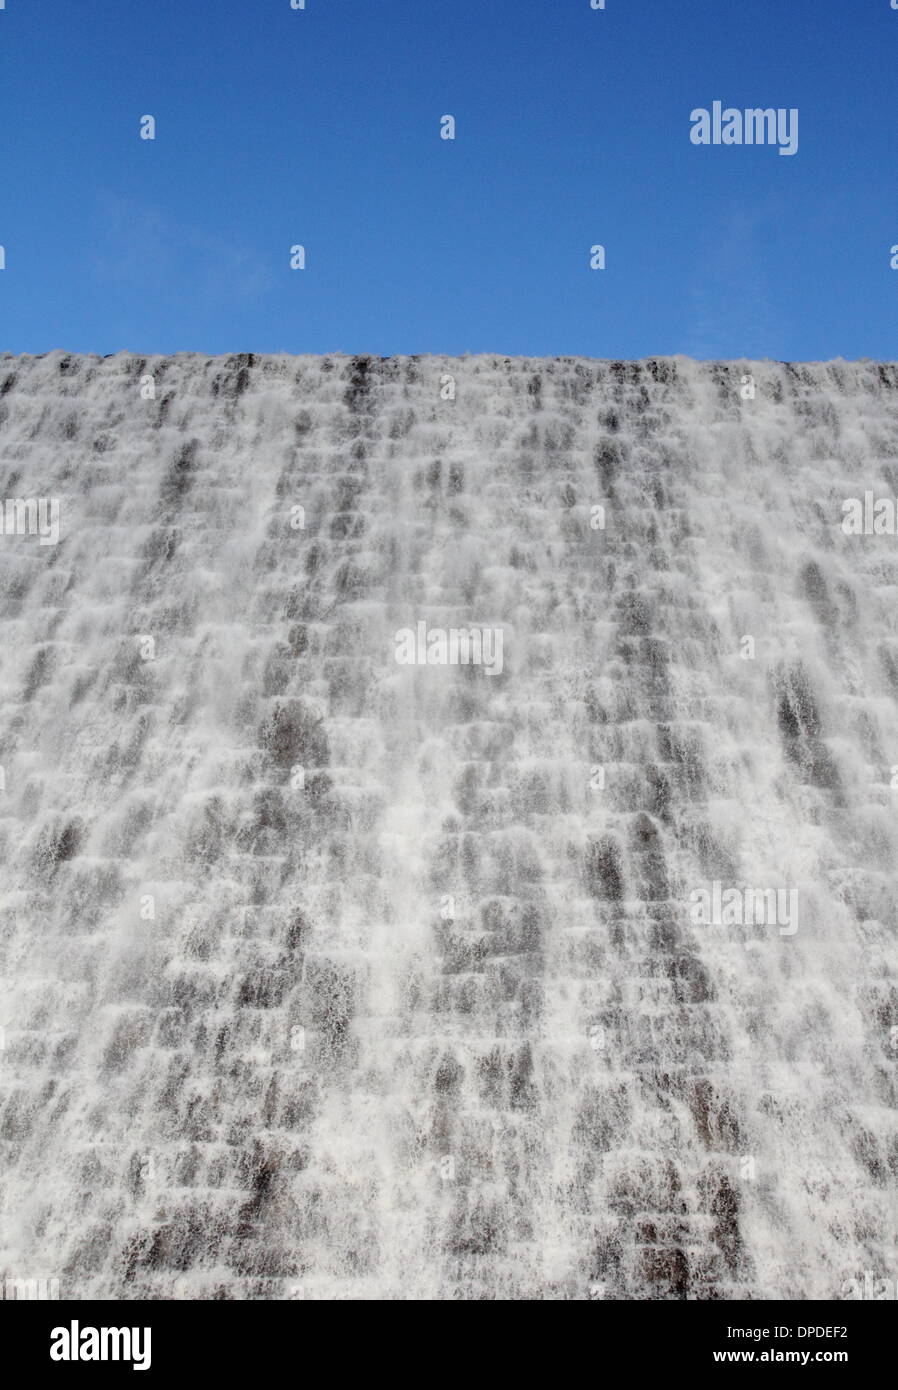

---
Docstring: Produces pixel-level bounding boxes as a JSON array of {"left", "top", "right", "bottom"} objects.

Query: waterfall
[{"left": 0, "top": 350, "right": 896, "bottom": 1300}]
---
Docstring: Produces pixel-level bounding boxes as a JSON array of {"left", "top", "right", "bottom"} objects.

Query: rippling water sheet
[{"left": 0, "top": 351, "right": 896, "bottom": 1302}]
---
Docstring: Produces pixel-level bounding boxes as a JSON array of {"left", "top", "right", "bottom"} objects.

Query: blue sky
[{"left": 1, "top": 0, "right": 896, "bottom": 360}]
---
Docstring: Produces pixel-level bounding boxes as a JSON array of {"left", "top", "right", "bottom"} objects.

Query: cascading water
[{"left": 0, "top": 350, "right": 896, "bottom": 1301}]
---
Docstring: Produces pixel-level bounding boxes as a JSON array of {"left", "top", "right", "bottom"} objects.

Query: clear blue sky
[{"left": 1, "top": 0, "right": 896, "bottom": 360}]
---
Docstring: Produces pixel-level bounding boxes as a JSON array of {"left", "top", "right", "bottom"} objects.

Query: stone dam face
[{"left": 0, "top": 351, "right": 897, "bottom": 1300}]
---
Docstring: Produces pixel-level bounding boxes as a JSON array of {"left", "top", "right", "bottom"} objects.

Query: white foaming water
[{"left": 0, "top": 351, "right": 896, "bottom": 1300}]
